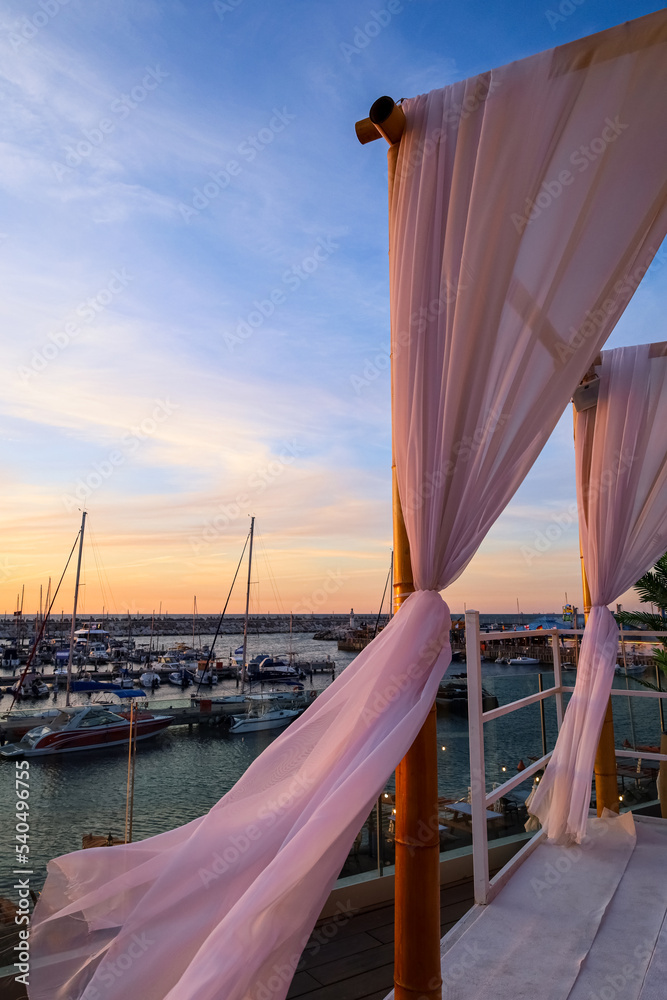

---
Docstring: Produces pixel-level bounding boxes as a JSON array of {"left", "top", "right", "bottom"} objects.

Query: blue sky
[{"left": 0, "top": 0, "right": 664, "bottom": 616}]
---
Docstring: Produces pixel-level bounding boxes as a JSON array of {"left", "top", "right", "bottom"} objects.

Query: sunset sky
[{"left": 0, "top": 0, "right": 664, "bottom": 617}]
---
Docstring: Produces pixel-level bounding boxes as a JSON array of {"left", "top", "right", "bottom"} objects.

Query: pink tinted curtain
[
  {"left": 528, "top": 344, "right": 667, "bottom": 843},
  {"left": 391, "top": 11, "right": 667, "bottom": 588},
  {"left": 31, "top": 12, "right": 667, "bottom": 1000}
]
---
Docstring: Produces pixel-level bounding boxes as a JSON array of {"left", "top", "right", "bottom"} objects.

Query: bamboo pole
[
  {"left": 381, "top": 105, "right": 442, "bottom": 1000},
  {"left": 392, "top": 468, "right": 441, "bottom": 1000},
  {"left": 574, "top": 406, "right": 618, "bottom": 815}
]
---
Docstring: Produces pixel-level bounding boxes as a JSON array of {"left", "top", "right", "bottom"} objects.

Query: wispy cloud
[{"left": 0, "top": 0, "right": 661, "bottom": 614}]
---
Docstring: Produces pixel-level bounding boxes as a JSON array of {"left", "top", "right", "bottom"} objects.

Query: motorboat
[
  {"left": 111, "top": 669, "right": 136, "bottom": 688},
  {"left": 87, "top": 642, "right": 109, "bottom": 665},
  {"left": 229, "top": 706, "right": 300, "bottom": 734},
  {"left": 614, "top": 661, "right": 646, "bottom": 676},
  {"left": 193, "top": 667, "right": 218, "bottom": 686},
  {"left": 246, "top": 656, "right": 303, "bottom": 682},
  {"left": 561, "top": 662, "right": 577, "bottom": 671},
  {"left": 1, "top": 646, "right": 22, "bottom": 668},
  {"left": 74, "top": 625, "right": 109, "bottom": 643},
  {"left": 506, "top": 656, "right": 540, "bottom": 665},
  {"left": 0, "top": 704, "right": 172, "bottom": 757},
  {"left": 0, "top": 708, "right": 63, "bottom": 741},
  {"left": 168, "top": 668, "right": 194, "bottom": 688},
  {"left": 11, "top": 673, "right": 50, "bottom": 698},
  {"left": 139, "top": 670, "right": 161, "bottom": 689}
]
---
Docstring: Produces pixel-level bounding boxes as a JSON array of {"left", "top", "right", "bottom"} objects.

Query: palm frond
[
  {"left": 630, "top": 674, "right": 663, "bottom": 692},
  {"left": 615, "top": 610, "right": 667, "bottom": 633},
  {"left": 653, "top": 646, "right": 667, "bottom": 677},
  {"left": 633, "top": 554, "right": 667, "bottom": 610}
]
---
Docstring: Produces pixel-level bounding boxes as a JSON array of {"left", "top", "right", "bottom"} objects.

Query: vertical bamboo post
[
  {"left": 575, "top": 404, "right": 618, "bottom": 815},
  {"left": 393, "top": 471, "right": 442, "bottom": 1000},
  {"left": 357, "top": 98, "right": 441, "bottom": 1000},
  {"left": 387, "top": 136, "right": 442, "bottom": 1000},
  {"left": 581, "top": 522, "right": 618, "bottom": 816}
]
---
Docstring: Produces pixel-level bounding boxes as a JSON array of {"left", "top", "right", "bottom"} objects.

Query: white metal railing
[{"left": 465, "top": 611, "right": 667, "bottom": 905}]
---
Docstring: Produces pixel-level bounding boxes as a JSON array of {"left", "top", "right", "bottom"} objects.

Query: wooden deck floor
[
  {"left": 287, "top": 878, "right": 476, "bottom": 1000},
  {"left": 0, "top": 879, "right": 475, "bottom": 1000}
]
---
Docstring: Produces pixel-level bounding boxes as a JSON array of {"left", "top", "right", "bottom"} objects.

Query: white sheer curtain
[
  {"left": 391, "top": 12, "right": 667, "bottom": 586},
  {"left": 528, "top": 344, "right": 667, "bottom": 843},
  {"left": 30, "top": 12, "right": 667, "bottom": 1000}
]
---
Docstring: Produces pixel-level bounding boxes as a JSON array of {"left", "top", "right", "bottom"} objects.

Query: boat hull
[
  {"left": 0, "top": 715, "right": 172, "bottom": 757},
  {"left": 229, "top": 710, "right": 299, "bottom": 733}
]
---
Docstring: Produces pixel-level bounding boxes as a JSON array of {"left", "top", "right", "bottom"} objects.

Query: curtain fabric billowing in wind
[
  {"left": 391, "top": 11, "right": 667, "bottom": 588},
  {"left": 30, "top": 12, "right": 667, "bottom": 1000},
  {"left": 528, "top": 344, "right": 667, "bottom": 844}
]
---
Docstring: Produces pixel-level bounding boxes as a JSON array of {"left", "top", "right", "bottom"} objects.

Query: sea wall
[{"left": 0, "top": 613, "right": 390, "bottom": 639}]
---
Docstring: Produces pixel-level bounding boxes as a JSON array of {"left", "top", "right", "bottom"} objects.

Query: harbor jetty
[{"left": 0, "top": 612, "right": 389, "bottom": 640}]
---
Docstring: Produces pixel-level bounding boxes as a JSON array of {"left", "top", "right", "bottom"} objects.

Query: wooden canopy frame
[
  {"left": 357, "top": 71, "right": 667, "bottom": 999},
  {"left": 358, "top": 95, "right": 441, "bottom": 1000}
]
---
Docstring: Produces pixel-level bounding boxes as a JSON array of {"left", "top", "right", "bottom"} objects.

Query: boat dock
[{"left": 476, "top": 640, "right": 662, "bottom": 668}]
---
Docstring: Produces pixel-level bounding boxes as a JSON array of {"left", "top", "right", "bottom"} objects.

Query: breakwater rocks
[{"left": 0, "top": 613, "right": 391, "bottom": 640}]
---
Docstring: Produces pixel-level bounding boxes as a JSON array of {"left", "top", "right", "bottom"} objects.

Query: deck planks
[
  {"left": 0, "top": 878, "right": 475, "bottom": 1000},
  {"left": 288, "top": 878, "right": 475, "bottom": 1000}
]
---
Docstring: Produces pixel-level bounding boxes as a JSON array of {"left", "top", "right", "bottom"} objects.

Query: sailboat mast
[
  {"left": 389, "top": 550, "right": 394, "bottom": 619},
  {"left": 289, "top": 611, "right": 293, "bottom": 664},
  {"left": 240, "top": 516, "right": 255, "bottom": 695},
  {"left": 66, "top": 511, "right": 87, "bottom": 707}
]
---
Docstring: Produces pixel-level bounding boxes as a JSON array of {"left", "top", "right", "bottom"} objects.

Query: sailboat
[
  {"left": 225, "top": 517, "right": 304, "bottom": 732},
  {"left": 64, "top": 511, "right": 86, "bottom": 707}
]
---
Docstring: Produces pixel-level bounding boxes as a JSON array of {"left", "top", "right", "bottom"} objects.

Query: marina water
[{"left": 0, "top": 630, "right": 662, "bottom": 896}]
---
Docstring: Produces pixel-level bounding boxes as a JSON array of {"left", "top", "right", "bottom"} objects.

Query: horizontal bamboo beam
[
  {"left": 355, "top": 96, "right": 406, "bottom": 145},
  {"left": 590, "top": 340, "right": 667, "bottom": 367}
]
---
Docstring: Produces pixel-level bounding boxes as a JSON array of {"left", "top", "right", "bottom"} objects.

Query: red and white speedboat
[{"left": 0, "top": 704, "right": 172, "bottom": 757}]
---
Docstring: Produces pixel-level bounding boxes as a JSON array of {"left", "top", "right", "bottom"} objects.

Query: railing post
[
  {"left": 551, "top": 629, "right": 564, "bottom": 729},
  {"left": 656, "top": 662, "right": 665, "bottom": 733},
  {"left": 465, "top": 610, "right": 489, "bottom": 905},
  {"left": 376, "top": 797, "right": 384, "bottom": 876},
  {"left": 538, "top": 674, "right": 547, "bottom": 758}
]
